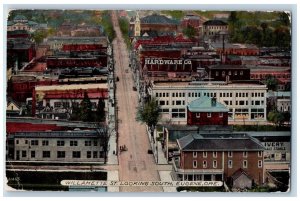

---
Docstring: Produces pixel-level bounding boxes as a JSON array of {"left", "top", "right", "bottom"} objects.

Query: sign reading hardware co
[
  {"left": 61, "top": 180, "right": 222, "bottom": 187},
  {"left": 145, "top": 58, "right": 192, "bottom": 65}
]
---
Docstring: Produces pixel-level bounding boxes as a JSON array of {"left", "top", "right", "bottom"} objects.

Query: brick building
[
  {"left": 130, "top": 13, "right": 179, "bottom": 38},
  {"left": 203, "top": 20, "right": 228, "bottom": 38},
  {"left": 187, "top": 96, "right": 229, "bottom": 126},
  {"left": 207, "top": 65, "right": 250, "bottom": 81},
  {"left": 173, "top": 133, "right": 265, "bottom": 187}
]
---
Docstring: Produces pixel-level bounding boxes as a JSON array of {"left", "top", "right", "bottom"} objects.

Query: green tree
[
  {"left": 268, "top": 111, "right": 285, "bottom": 127},
  {"left": 80, "top": 91, "right": 94, "bottom": 122},
  {"left": 96, "top": 98, "right": 106, "bottom": 122},
  {"left": 183, "top": 25, "right": 196, "bottom": 39},
  {"left": 136, "top": 98, "right": 161, "bottom": 129},
  {"left": 264, "top": 74, "right": 279, "bottom": 91},
  {"left": 32, "top": 29, "right": 48, "bottom": 44}
]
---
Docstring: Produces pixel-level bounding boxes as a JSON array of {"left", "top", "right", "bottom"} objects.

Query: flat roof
[
  {"left": 152, "top": 81, "right": 266, "bottom": 88},
  {"left": 35, "top": 83, "right": 108, "bottom": 91}
]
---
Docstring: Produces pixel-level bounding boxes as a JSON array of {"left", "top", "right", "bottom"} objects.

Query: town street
[{"left": 111, "top": 11, "right": 163, "bottom": 192}]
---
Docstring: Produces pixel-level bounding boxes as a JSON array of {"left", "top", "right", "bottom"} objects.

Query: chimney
[{"left": 211, "top": 97, "right": 216, "bottom": 107}]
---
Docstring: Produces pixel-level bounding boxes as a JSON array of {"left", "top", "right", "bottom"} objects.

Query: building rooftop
[
  {"left": 152, "top": 80, "right": 266, "bottom": 88},
  {"left": 8, "top": 129, "right": 107, "bottom": 138},
  {"left": 203, "top": 19, "right": 228, "bottom": 26},
  {"left": 208, "top": 64, "right": 249, "bottom": 70},
  {"left": 141, "top": 14, "right": 179, "bottom": 25},
  {"left": 211, "top": 42, "right": 258, "bottom": 50},
  {"left": 187, "top": 96, "right": 229, "bottom": 112},
  {"left": 178, "top": 133, "right": 265, "bottom": 151},
  {"left": 35, "top": 83, "right": 108, "bottom": 92}
]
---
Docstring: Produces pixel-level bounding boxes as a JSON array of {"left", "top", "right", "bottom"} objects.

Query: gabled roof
[
  {"left": 141, "top": 14, "right": 179, "bottom": 25},
  {"left": 231, "top": 168, "right": 252, "bottom": 181},
  {"left": 14, "top": 15, "right": 28, "bottom": 22},
  {"left": 187, "top": 96, "right": 229, "bottom": 112},
  {"left": 203, "top": 19, "right": 228, "bottom": 26},
  {"left": 177, "top": 133, "right": 265, "bottom": 151}
]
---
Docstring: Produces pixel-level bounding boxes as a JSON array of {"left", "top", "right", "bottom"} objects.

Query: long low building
[
  {"left": 32, "top": 83, "right": 109, "bottom": 118},
  {"left": 7, "top": 129, "right": 107, "bottom": 163},
  {"left": 148, "top": 80, "right": 267, "bottom": 124}
]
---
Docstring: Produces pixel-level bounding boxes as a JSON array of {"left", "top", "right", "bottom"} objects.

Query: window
[
  {"left": 57, "top": 141, "right": 65, "bottom": 146},
  {"left": 213, "top": 160, "right": 217, "bottom": 168},
  {"left": 25, "top": 140, "right": 28, "bottom": 144},
  {"left": 258, "top": 160, "right": 263, "bottom": 168},
  {"left": 94, "top": 141, "right": 98, "bottom": 146},
  {"left": 203, "top": 151, "right": 207, "bottom": 158},
  {"left": 193, "top": 152, "right": 197, "bottom": 158},
  {"left": 87, "top": 151, "right": 92, "bottom": 158},
  {"left": 176, "top": 100, "right": 181, "bottom": 105},
  {"left": 193, "top": 160, "right": 197, "bottom": 168},
  {"left": 22, "top": 151, "right": 27, "bottom": 158},
  {"left": 222, "top": 71, "right": 226, "bottom": 77},
  {"left": 213, "top": 152, "right": 217, "bottom": 158},
  {"left": 243, "top": 151, "right": 248, "bottom": 158},
  {"left": 258, "top": 151, "right": 263, "bottom": 157},
  {"left": 228, "top": 151, "right": 233, "bottom": 158},
  {"left": 72, "top": 151, "right": 81, "bottom": 158},
  {"left": 196, "top": 113, "right": 200, "bottom": 118},
  {"left": 203, "top": 160, "right": 207, "bottom": 168},
  {"left": 219, "top": 113, "right": 223, "bottom": 117},
  {"left": 207, "top": 113, "right": 211, "bottom": 118},
  {"left": 171, "top": 108, "right": 185, "bottom": 118},
  {"left": 16, "top": 140, "right": 19, "bottom": 144},
  {"left": 54, "top": 102, "right": 62, "bottom": 108},
  {"left": 243, "top": 160, "right": 248, "bottom": 168},
  {"left": 85, "top": 141, "right": 92, "bottom": 146},
  {"left": 234, "top": 71, "right": 237, "bottom": 75},
  {"left": 57, "top": 151, "right": 65, "bottom": 158},
  {"left": 31, "top": 140, "right": 38, "bottom": 146},
  {"left": 240, "top": 71, "right": 243, "bottom": 75},
  {"left": 31, "top": 151, "right": 35, "bottom": 158},
  {"left": 42, "top": 140, "right": 49, "bottom": 146},
  {"left": 43, "top": 151, "right": 51, "bottom": 158},
  {"left": 93, "top": 151, "right": 98, "bottom": 158},
  {"left": 228, "top": 160, "right": 233, "bottom": 168},
  {"left": 228, "top": 71, "right": 232, "bottom": 75},
  {"left": 70, "top": 141, "right": 78, "bottom": 146}
]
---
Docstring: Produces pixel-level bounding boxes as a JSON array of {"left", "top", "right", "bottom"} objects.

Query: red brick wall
[
  {"left": 187, "top": 110, "right": 228, "bottom": 126},
  {"left": 180, "top": 150, "right": 264, "bottom": 185}
]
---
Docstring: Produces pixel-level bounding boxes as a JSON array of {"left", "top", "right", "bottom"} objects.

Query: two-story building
[
  {"left": 173, "top": 133, "right": 265, "bottom": 188},
  {"left": 7, "top": 129, "right": 107, "bottom": 163},
  {"left": 187, "top": 97, "right": 229, "bottom": 126}
]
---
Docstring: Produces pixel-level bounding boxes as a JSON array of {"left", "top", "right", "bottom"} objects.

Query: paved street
[{"left": 111, "top": 11, "right": 163, "bottom": 192}]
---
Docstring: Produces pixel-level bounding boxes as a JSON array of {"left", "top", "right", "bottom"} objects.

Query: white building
[
  {"left": 148, "top": 81, "right": 267, "bottom": 124},
  {"left": 7, "top": 130, "right": 107, "bottom": 163}
]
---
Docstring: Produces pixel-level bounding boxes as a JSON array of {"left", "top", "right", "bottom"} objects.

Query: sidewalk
[
  {"left": 107, "top": 70, "right": 118, "bottom": 165},
  {"left": 146, "top": 126, "right": 168, "bottom": 165},
  {"left": 158, "top": 171, "right": 177, "bottom": 192}
]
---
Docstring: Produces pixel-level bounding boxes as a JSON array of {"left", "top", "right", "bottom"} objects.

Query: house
[
  {"left": 7, "top": 15, "right": 38, "bottom": 32},
  {"left": 187, "top": 97, "right": 229, "bottom": 126},
  {"left": 6, "top": 99, "right": 22, "bottom": 117},
  {"left": 173, "top": 133, "right": 265, "bottom": 186}
]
